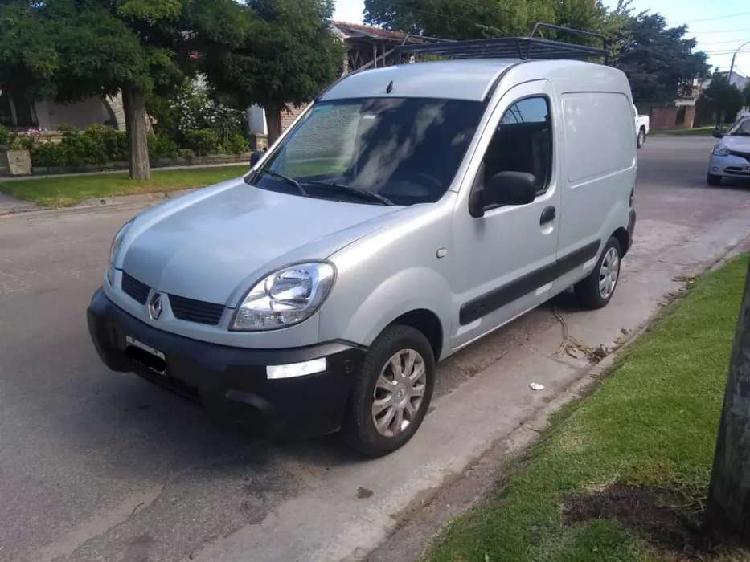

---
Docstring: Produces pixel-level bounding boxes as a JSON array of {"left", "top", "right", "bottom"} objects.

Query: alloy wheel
[
  {"left": 598, "top": 246, "right": 620, "bottom": 300},
  {"left": 371, "top": 349, "right": 427, "bottom": 438}
]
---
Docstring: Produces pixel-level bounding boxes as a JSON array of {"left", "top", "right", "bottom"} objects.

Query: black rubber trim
[
  {"left": 459, "top": 240, "right": 600, "bottom": 325},
  {"left": 87, "top": 288, "right": 367, "bottom": 436}
]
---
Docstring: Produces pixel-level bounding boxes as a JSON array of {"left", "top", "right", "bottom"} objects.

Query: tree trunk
[
  {"left": 265, "top": 103, "right": 283, "bottom": 146},
  {"left": 707, "top": 259, "right": 750, "bottom": 540},
  {"left": 122, "top": 86, "right": 151, "bottom": 181}
]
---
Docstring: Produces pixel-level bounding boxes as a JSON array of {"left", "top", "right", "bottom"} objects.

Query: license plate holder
[{"left": 125, "top": 335, "right": 167, "bottom": 376}]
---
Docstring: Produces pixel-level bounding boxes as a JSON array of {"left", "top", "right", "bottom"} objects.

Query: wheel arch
[
  {"left": 612, "top": 226, "right": 631, "bottom": 256},
  {"left": 388, "top": 309, "right": 444, "bottom": 361}
]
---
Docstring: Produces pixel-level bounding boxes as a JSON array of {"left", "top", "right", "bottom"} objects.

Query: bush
[
  {"left": 84, "top": 125, "right": 128, "bottom": 162},
  {"left": 182, "top": 129, "right": 220, "bottom": 156},
  {"left": 148, "top": 133, "right": 179, "bottom": 160},
  {"left": 30, "top": 125, "right": 128, "bottom": 168},
  {"left": 30, "top": 142, "right": 66, "bottom": 167},
  {"left": 0, "top": 124, "right": 9, "bottom": 147},
  {"left": 221, "top": 132, "right": 249, "bottom": 155}
]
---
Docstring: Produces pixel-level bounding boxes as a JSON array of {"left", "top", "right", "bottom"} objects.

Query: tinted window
[
  {"left": 481, "top": 97, "right": 552, "bottom": 195},
  {"left": 254, "top": 98, "right": 484, "bottom": 206}
]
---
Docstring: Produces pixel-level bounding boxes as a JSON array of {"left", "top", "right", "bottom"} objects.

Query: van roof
[{"left": 321, "top": 59, "right": 627, "bottom": 103}]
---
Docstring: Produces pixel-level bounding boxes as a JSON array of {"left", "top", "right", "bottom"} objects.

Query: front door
[{"left": 450, "top": 80, "right": 561, "bottom": 350}]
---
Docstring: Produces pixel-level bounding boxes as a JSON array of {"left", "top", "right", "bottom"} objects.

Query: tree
[
  {"left": 744, "top": 82, "right": 750, "bottom": 109},
  {"left": 0, "top": 0, "right": 247, "bottom": 180},
  {"left": 205, "top": 0, "right": 343, "bottom": 144},
  {"left": 707, "top": 260, "right": 750, "bottom": 541},
  {"left": 363, "top": 0, "right": 618, "bottom": 41},
  {"left": 613, "top": 12, "right": 709, "bottom": 103},
  {"left": 699, "top": 74, "right": 745, "bottom": 127}
]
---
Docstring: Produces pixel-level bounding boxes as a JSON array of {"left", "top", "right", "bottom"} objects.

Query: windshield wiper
[
  {"left": 303, "top": 181, "right": 394, "bottom": 206},
  {"left": 250, "top": 169, "right": 309, "bottom": 197}
]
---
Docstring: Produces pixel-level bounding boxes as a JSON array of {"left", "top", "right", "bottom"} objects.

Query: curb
[{"left": 0, "top": 189, "right": 196, "bottom": 219}]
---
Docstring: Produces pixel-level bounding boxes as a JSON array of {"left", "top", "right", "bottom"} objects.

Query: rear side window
[
  {"left": 480, "top": 96, "right": 553, "bottom": 195},
  {"left": 562, "top": 93, "right": 634, "bottom": 183}
]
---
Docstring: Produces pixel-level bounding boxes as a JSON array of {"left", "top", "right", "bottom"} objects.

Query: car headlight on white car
[
  {"left": 713, "top": 144, "right": 730, "bottom": 157},
  {"left": 232, "top": 262, "right": 336, "bottom": 331},
  {"left": 106, "top": 219, "right": 134, "bottom": 285}
]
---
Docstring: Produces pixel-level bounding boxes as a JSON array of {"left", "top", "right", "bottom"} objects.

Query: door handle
[{"left": 540, "top": 206, "right": 556, "bottom": 225}]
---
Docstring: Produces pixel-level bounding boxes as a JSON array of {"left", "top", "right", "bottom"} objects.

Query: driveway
[{"left": 1, "top": 135, "right": 748, "bottom": 562}]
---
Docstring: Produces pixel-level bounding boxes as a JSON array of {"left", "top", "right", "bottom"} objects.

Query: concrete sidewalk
[
  {"left": 0, "top": 161, "right": 248, "bottom": 183},
  {"left": 0, "top": 191, "right": 34, "bottom": 214}
]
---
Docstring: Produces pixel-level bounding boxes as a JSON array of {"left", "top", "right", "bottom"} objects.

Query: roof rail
[{"left": 394, "top": 22, "right": 609, "bottom": 65}]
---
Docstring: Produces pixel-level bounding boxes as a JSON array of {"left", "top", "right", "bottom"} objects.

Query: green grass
[
  {"left": 427, "top": 256, "right": 749, "bottom": 562},
  {"left": 0, "top": 165, "right": 246, "bottom": 207},
  {"left": 652, "top": 126, "right": 717, "bottom": 136}
]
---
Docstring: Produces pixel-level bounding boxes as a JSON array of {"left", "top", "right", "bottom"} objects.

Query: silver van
[{"left": 88, "top": 40, "right": 637, "bottom": 456}]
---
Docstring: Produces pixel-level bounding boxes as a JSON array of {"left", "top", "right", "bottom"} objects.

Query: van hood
[
  {"left": 721, "top": 135, "right": 750, "bottom": 153},
  {"left": 119, "top": 179, "right": 401, "bottom": 304}
]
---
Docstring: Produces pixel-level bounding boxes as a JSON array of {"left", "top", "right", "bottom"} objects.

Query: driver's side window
[{"left": 481, "top": 96, "right": 552, "bottom": 195}]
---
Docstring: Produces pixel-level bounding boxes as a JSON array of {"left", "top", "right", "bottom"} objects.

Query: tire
[
  {"left": 707, "top": 173, "right": 722, "bottom": 186},
  {"left": 574, "top": 237, "right": 622, "bottom": 310},
  {"left": 343, "top": 324, "right": 436, "bottom": 457},
  {"left": 636, "top": 128, "right": 646, "bottom": 149}
]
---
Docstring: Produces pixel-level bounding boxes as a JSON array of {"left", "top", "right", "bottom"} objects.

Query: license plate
[{"left": 125, "top": 335, "right": 167, "bottom": 375}]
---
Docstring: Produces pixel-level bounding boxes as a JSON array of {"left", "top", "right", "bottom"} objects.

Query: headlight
[
  {"left": 106, "top": 219, "right": 133, "bottom": 286},
  {"left": 232, "top": 262, "right": 336, "bottom": 331},
  {"left": 713, "top": 144, "right": 730, "bottom": 156},
  {"left": 109, "top": 219, "right": 133, "bottom": 264}
]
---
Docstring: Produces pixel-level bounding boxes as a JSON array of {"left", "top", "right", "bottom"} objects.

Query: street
[{"left": 1, "top": 135, "right": 749, "bottom": 561}]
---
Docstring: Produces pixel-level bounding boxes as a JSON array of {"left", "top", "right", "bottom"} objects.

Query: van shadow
[{"left": 70, "top": 368, "right": 363, "bottom": 481}]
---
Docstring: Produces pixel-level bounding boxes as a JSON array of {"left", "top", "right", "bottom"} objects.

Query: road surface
[{"left": 1, "top": 136, "right": 748, "bottom": 561}]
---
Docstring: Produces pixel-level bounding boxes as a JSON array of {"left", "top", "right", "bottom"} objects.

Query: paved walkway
[
  {"left": 0, "top": 191, "right": 34, "bottom": 214},
  {"left": 0, "top": 161, "right": 248, "bottom": 183}
]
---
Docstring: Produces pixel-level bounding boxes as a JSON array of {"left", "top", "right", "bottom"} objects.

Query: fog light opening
[{"left": 267, "top": 357, "right": 327, "bottom": 379}]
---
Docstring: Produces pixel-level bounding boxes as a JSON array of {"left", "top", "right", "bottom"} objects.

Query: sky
[{"left": 333, "top": 0, "right": 750, "bottom": 78}]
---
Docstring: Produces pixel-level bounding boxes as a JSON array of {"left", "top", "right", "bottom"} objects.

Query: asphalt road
[{"left": 1, "top": 135, "right": 749, "bottom": 562}]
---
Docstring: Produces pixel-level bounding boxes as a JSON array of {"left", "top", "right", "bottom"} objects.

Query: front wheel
[
  {"left": 707, "top": 173, "right": 722, "bottom": 186},
  {"left": 343, "top": 325, "right": 435, "bottom": 457},
  {"left": 575, "top": 237, "right": 622, "bottom": 309}
]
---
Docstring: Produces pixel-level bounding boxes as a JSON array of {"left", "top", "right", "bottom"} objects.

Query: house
[{"left": 0, "top": 88, "right": 125, "bottom": 131}]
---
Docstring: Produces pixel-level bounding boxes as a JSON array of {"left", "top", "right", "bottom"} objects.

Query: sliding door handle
[{"left": 540, "top": 206, "right": 556, "bottom": 225}]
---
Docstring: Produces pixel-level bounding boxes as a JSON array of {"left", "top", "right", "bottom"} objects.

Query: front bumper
[
  {"left": 87, "top": 288, "right": 366, "bottom": 436},
  {"left": 708, "top": 154, "right": 750, "bottom": 179}
]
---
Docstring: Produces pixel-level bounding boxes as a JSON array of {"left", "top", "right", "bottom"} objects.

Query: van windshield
[{"left": 250, "top": 98, "right": 484, "bottom": 206}]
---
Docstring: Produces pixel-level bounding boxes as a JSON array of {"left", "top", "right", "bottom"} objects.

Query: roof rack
[{"left": 394, "top": 22, "right": 609, "bottom": 65}]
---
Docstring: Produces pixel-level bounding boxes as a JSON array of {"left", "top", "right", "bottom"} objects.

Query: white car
[
  {"left": 634, "top": 105, "right": 650, "bottom": 149},
  {"left": 707, "top": 117, "right": 750, "bottom": 185}
]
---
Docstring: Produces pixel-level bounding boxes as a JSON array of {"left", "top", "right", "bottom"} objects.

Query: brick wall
[{"left": 281, "top": 105, "right": 307, "bottom": 132}]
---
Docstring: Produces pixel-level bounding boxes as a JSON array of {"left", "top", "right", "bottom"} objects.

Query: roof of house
[{"left": 332, "top": 21, "right": 426, "bottom": 44}]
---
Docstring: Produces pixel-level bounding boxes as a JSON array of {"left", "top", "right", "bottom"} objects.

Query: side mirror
[
  {"left": 250, "top": 150, "right": 265, "bottom": 167},
  {"left": 713, "top": 130, "right": 725, "bottom": 139},
  {"left": 470, "top": 171, "right": 537, "bottom": 218}
]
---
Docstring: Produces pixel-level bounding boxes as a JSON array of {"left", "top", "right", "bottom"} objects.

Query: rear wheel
[
  {"left": 575, "top": 237, "right": 622, "bottom": 310},
  {"left": 636, "top": 128, "right": 646, "bottom": 148},
  {"left": 707, "top": 173, "right": 722, "bottom": 186},
  {"left": 343, "top": 325, "right": 435, "bottom": 457}
]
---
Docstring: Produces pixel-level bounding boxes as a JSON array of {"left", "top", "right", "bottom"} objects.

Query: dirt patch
[{"left": 563, "top": 484, "right": 748, "bottom": 560}]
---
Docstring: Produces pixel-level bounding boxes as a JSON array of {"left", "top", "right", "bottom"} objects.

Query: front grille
[
  {"left": 168, "top": 294, "right": 225, "bottom": 325},
  {"left": 725, "top": 166, "right": 750, "bottom": 176},
  {"left": 121, "top": 272, "right": 150, "bottom": 304},
  {"left": 729, "top": 150, "right": 750, "bottom": 162}
]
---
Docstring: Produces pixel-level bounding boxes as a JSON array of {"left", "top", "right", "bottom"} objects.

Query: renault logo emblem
[{"left": 148, "top": 292, "right": 164, "bottom": 321}]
